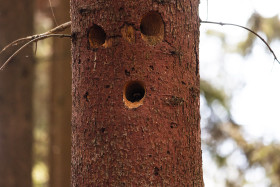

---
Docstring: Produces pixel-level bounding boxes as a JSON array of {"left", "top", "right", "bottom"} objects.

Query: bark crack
[{"left": 194, "top": 44, "right": 199, "bottom": 76}]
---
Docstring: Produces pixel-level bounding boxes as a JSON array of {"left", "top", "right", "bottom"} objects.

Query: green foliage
[
  {"left": 202, "top": 12, "right": 280, "bottom": 186},
  {"left": 201, "top": 78, "right": 280, "bottom": 186},
  {"left": 237, "top": 13, "right": 280, "bottom": 56},
  {"left": 200, "top": 79, "right": 228, "bottom": 108}
]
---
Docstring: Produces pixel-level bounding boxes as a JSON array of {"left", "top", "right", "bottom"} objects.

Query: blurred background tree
[
  {"left": 0, "top": 0, "right": 34, "bottom": 186},
  {"left": 49, "top": 0, "right": 71, "bottom": 186},
  {"left": 33, "top": 0, "right": 71, "bottom": 186}
]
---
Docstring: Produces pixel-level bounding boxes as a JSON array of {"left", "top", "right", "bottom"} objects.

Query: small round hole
[
  {"left": 88, "top": 24, "right": 106, "bottom": 48},
  {"left": 126, "top": 83, "right": 145, "bottom": 102},
  {"left": 123, "top": 81, "right": 146, "bottom": 109},
  {"left": 140, "top": 11, "right": 164, "bottom": 45}
]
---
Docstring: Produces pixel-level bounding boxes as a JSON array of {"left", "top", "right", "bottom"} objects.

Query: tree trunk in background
[
  {"left": 49, "top": 0, "right": 72, "bottom": 186},
  {"left": 71, "top": 0, "right": 203, "bottom": 186},
  {"left": 0, "top": 0, "right": 34, "bottom": 187}
]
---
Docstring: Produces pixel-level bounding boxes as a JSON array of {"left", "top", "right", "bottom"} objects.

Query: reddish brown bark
[
  {"left": 71, "top": 0, "right": 202, "bottom": 186},
  {"left": 0, "top": 0, "right": 34, "bottom": 186}
]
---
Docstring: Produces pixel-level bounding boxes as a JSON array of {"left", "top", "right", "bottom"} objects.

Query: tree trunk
[
  {"left": 71, "top": 0, "right": 202, "bottom": 186},
  {"left": 49, "top": 0, "right": 72, "bottom": 186},
  {"left": 0, "top": 0, "right": 34, "bottom": 186}
]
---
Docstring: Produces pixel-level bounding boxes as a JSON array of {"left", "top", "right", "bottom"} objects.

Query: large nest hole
[
  {"left": 88, "top": 24, "right": 106, "bottom": 48},
  {"left": 140, "top": 11, "right": 164, "bottom": 45}
]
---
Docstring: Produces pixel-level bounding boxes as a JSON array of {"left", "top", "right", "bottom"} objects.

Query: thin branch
[
  {"left": 200, "top": 20, "right": 280, "bottom": 63},
  {"left": 44, "top": 21, "right": 71, "bottom": 35},
  {"left": 48, "top": 0, "right": 58, "bottom": 26},
  {"left": 0, "top": 21, "right": 71, "bottom": 56},
  {"left": 0, "top": 21, "right": 71, "bottom": 70},
  {"left": 0, "top": 34, "right": 71, "bottom": 71}
]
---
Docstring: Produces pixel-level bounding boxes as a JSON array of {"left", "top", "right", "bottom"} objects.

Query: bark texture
[
  {"left": 0, "top": 0, "right": 34, "bottom": 186},
  {"left": 71, "top": 0, "right": 202, "bottom": 186},
  {"left": 49, "top": 0, "right": 72, "bottom": 186}
]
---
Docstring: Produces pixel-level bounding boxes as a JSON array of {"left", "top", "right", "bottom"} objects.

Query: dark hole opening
[
  {"left": 83, "top": 91, "right": 89, "bottom": 102},
  {"left": 154, "top": 167, "right": 159, "bottom": 176},
  {"left": 88, "top": 24, "right": 106, "bottom": 48},
  {"left": 101, "top": 128, "right": 105, "bottom": 133},
  {"left": 125, "top": 81, "right": 145, "bottom": 102},
  {"left": 140, "top": 11, "right": 163, "bottom": 36}
]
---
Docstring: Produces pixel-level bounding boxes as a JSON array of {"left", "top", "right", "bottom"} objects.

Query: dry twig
[
  {"left": 2, "top": 20, "right": 278, "bottom": 70},
  {"left": 201, "top": 20, "right": 280, "bottom": 63},
  {"left": 0, "top": 21, "right": 71, "bottom": 70}
]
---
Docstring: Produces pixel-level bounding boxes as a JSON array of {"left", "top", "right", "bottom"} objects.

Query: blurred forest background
[{"left": 0, "top": 0, "right": 280, "bottom": 186}]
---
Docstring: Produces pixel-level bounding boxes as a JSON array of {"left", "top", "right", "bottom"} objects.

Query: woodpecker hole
[
  {"left": 88, "top": 24, "right": 106, "bottom": 49},
  {"left": 140, "top": 11, "right": 164, "bottom": 45},
  {"left": 121, "top": 24, "right": 135, "bottom": 43},
  {"left": 123, "top": 81, "right": 146, "bottom": 109}
]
